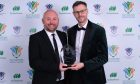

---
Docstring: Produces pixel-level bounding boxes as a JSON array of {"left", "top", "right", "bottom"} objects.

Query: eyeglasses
[{"left": 73, "top": 9, "right": 87, "bottom": 14}]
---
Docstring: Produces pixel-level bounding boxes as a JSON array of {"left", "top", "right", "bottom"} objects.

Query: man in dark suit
[
  {"left": 66, "top": 1, "right": 108, "bottom": 84},
  {"left": 29, "top": 10, "right": 68, "bottom": 84}
]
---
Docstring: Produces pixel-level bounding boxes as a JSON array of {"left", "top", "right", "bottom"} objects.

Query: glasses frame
[{"left": 73, "top": 9, "right": 87, "bottom": 14}]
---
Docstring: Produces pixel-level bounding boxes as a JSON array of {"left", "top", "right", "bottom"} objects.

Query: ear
[
  {"left": 73, "top": 12, "right": 76, "bottom": 17},
  {"left": 42, "top": 19, "right": 44, "bottom": 24}
]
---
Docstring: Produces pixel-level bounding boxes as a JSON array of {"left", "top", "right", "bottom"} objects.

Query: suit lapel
[
  {"left": 80, "top": 21, "right": 96, "bottom": 59},
  {"left": 41, "top": 29, "right": 59, "bottom": 63},
  {"left": 70, "top": 26, "right": 77, "bottom": 49},
  {"left": 56, "top": 30, "right": 66, "bottom": 47}
]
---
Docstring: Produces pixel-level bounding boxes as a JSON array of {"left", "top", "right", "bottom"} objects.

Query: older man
[{"left": 29, "top": 10, "right": 68, "bottom": 84}]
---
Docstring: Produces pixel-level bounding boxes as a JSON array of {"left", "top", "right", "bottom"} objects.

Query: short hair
[{"left": 72, "top": 1, "right": 87, "bottom": 9}]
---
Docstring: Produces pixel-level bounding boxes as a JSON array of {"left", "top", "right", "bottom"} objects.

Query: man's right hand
[{"left": 59, "top": 63, "right": 68, "bottom": 71}]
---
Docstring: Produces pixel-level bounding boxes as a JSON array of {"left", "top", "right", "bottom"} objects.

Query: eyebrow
[{"left": 73, "top": 9, "right": 87, "bottom": 13}]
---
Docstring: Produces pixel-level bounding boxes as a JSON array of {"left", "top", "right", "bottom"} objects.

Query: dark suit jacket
[
  {"left": 29, "top": 29, "right": 67, "bottom": 84},
  {"left": 66, "top": 20, "right": 108, "bottom": 84}
]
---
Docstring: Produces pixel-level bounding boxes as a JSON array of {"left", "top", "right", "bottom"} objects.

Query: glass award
[{"left": 62, "top": 26, "right": 76, "bottom": 67}]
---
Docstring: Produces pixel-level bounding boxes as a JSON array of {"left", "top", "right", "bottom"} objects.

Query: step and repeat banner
[{"left": 0, "top": 0, "right": 140, "bottom": 84}]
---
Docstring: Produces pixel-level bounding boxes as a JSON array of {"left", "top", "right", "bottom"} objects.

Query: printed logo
[
  {"left": 125, "top": 27, "right": 132, "bottom": 32},
  {"left": 0, "top": 4, "right": 4, "bottom": 12},
  {"left": 10, "top": 46, "right": 23, "bottom": 58},
  {"left": 29, "top": 28, "right": 37, "bottom": 35},
  {"left": 61, "top": 6, "right": 69, "bottom": 11},
  {"left": 138, "top": 24, "right": 140, "bottom": 38},
  {"left": 13, "top": 26, "right": 21, "bottom": 34},
  {"left": 108, "top": 45, "right": 119, "bottom": 57},
  {"left": 59, "top": 5, "right": 71, "bottom": 14},
  {"left": 27, "top": 1, "right": 39, "bottom": 14},
  {"left": 27, "top": 69, "right": 33, "bottom": 80},
  {"left": 125, "top": 48, "right": 133, "bottom": 56},
  {"left": 110, "top": 72, "right": 117, "bottom": 78},
  {"left": 13, "top": 73, "right": 21, "bottom": 79},
  {"left": 108, "top": 72, "right": 119, "bottom": 81},
  {"left": 11, "top": 73, "right": 23, "bottom": 82},
  {"left": 13, "top": 6, "right": 20, "bottom": 12},
  {"left": 93, "top": 4, "right": 101, "bottom": 12},
  {"left": 124, "top": 67, "right": 135, "bottom": 80},
  {"left": 45, "top": 4, "right": 53, "bottom": 9},
  {"left": 0, "top": 50, "right": 6, "bottom": 59},
  {"left": 0, "top": 50, "right": 3, "bottom": 56},
  {"left": 0, "top": 72, "right": 5, "bottom": 80},
  {"left": 110, "top": 72, "right": 117, "bottom": 79},
  {"left": 138, "top": 25, "right": 140, "bottom": 28},
  {"left": 122, "top": 1, "right": 134, "bottom": 14},
  {"left": 123, "top": 27, "right": 134, "bottom": 36},
  {"left": 10, "top": 5, "right": 22, "bottom": 14},
  {"left": 110, "top": 26, "right": 117, "bottom": 34},
  {"left": 0, "top": 23, "right": 6, "bottom": 36},
  {"left": 109, "top": 6, "right": 116, "bottom": 12},
  {"left": 62, "top": 26, "right": 69, "bottom": 32},
  {"left": 107, "top": 5, "right": 118, "bottom": 14}
]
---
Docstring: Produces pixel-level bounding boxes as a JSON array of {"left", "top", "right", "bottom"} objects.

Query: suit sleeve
[
  {"left": 28, "top": 35, "right": 58, "bottom": 73},
  {"left": 84, "top": 27, "right": 108, "bottom": 72}
]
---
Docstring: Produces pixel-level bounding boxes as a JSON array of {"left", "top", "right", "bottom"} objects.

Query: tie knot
[
  {"left": 77, "top": 27, "right": 86, "bottom": 31},
  {"left": 52, "top": 33, "right": 55, "bottom": 37}
]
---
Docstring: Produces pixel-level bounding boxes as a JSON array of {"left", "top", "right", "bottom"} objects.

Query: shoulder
[
  {"left": 56, "top": 30, "right": 66, "bottom": 37},
  {"left": 89, "top": 21, "right": 105, "bottom": 32},
  {"left": 68, "top": 24, "right": 77, "bottom": 32},
  {"left": 30, "top": 30, "right": 44, "bottom": 39},
  {"left": 56, "top": 30, "right": 66, "bottom": 35}
]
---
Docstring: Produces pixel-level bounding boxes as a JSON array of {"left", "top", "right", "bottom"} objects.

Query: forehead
[
  {"left": 44, "top": 11, "right": 58, "bottom": 18},
  {"left": 73, "top": 4, "right": 87, "bottom": 10}
]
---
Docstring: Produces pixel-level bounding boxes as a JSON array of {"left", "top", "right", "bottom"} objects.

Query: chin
[
  {"left": 78, "top": 21, "right": 84, "bottom": 23},
  {"left": 78, "top": 19, "right": 84, "bottom": 22}
]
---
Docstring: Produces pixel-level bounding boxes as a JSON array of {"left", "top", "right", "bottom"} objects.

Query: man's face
[
  {"left": 73, "top": 4, "right": 88, "bottom": 24},
  {"left": 42, "top": 11, "right": 59, "bottom": 32}
]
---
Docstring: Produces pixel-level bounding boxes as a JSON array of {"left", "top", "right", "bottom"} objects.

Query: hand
[
  {"left": 68, "top": 63, "right": 84, "bottom": 71},
  {"left": 59, "top": 63, "right": 68, "bottom": 71}
]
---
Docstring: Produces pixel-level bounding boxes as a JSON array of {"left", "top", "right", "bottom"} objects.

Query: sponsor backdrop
[{"left": 0, "top": 0, "right": 140, "bottom": 84}]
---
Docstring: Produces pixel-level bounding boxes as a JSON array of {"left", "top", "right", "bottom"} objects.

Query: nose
[
  {"left": 78, "top": 12, "right": 82, "bottom": 16},
  {"left": 50, "top": 19, "right": 54, "bottom": 24}
]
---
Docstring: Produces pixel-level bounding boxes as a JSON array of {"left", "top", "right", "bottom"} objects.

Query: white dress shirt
[
  {"left": 45, "top": 29, "right": 64, "bottom": 80},
  {"left": 75, "top": 21, "right": 88, "bottom": 63}
]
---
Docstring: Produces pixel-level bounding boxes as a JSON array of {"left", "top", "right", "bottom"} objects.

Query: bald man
[{"left": 29, "top": 10, "right": 68, "bottom": 84}]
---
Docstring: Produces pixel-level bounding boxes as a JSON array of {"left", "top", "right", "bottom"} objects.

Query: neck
[
  {"left": 78, "top": 20, "right": 88, "bottom": 27},
  {"left": 44, "top": 28, "right": 56, "bottom": 33}
]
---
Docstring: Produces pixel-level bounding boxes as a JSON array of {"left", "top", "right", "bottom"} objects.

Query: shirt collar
[{"left": 44, "top": 29, "right": 57, "bottom": 37}]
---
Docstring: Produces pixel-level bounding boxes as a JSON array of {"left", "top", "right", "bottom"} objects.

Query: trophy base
[{"left": 63, "top": 65, "right": 72, "bottom": 68}]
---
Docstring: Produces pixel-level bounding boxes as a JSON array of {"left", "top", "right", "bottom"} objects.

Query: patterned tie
[{"left": 52, "top": 34, "right": 61, "bottom": 80}]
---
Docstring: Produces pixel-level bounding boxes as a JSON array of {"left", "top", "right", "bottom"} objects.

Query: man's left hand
[{"left": 69, "top": 63, "right": 84, "bottom": 71}]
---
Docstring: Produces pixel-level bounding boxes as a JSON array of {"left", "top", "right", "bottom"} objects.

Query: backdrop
[{"left": 0, "top": 0, "right": 140, "bottom": 84}]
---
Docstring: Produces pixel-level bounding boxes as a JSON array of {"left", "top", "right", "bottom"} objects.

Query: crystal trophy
[{"left": 62, "top": 26, "right": 76, "bottom": 67}]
